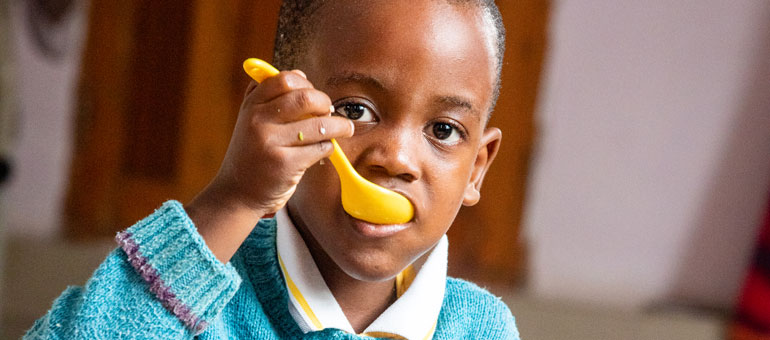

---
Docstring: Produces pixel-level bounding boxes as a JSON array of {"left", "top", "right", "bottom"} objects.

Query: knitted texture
[
  {"left": 25, "top": 201, "right": 519, "bottom": 339},
  {"left": 114, "top": 201, "right": 242, "bottom": 334}
]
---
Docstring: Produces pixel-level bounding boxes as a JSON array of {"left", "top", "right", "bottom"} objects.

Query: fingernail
[
  {"left": 294, "top": 70, "right": 307, "bottom": 79},
  {"left": 349, "top": 120, "right": 355, "bottom": 134},
  {"left": 329, "top": 105, "right": 335, "bottom": 114}
]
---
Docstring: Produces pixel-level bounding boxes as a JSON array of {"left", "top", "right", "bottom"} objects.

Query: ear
[{"left": 463, "top": 127, "right": 502, "bottom": 206}]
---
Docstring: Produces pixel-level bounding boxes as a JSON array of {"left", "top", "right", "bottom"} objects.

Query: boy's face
[{"left": 287, "top": 0, "right": 501, "bottom": 281}]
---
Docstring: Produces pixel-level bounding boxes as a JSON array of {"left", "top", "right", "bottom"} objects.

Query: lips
[{"left": 346, "top": 211, "right": 411, "bottom": 238}]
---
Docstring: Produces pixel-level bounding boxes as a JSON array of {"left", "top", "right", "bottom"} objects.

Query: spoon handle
[
  {"left": 328, "top": 139, "right": 360, "bottom": 181},
  {"left": 243, "top": 58, "right": 279, "bottom": 83}
]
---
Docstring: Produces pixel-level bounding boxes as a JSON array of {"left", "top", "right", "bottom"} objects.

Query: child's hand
[
  {"left": 186, "top": 71, "right": 353, "bottom": 263},
  {"left": 213, "top": 70, "right": 354, "bottom": 217}
]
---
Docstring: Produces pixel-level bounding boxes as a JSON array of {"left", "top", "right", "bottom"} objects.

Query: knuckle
[
  {"left": 260, "top": 131, "right": 276, "bottom": 147},
  {"left": 292, "top": 89, "right": 312, "bottom": 110},
  {"left": 275, "top": 73, "right": 295, "bottom": 93},
  {"left": 314, "top": 91, "right": 331, "bottom": 108},
  {"left": 249, "top": 110, "right": 262, "bottom": 125},
  {"left": 265, "top": 146, "right": 287, "bottom": 163},
  {"left": 280, "top": 71, "right": 309, "bottom": 90},
  {"left": 250, "top": 114, "right": 268, "bottom": 134},
  {"left": 312, "top": 119, "right": 325, "bottom": 135},
  {"left": 253, "top": 122, "right": 274, "bottom": 144},
  {"left": 318, "top": 141, "right": 332, "bottom": 154}
]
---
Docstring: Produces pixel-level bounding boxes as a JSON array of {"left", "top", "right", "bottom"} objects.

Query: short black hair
[{"left": 273, "top": 0, "right": 506, "bottom": 114}]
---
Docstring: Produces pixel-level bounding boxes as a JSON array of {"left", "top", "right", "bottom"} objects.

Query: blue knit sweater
[{"left": 25, "top": 201, "right": 520, "bottom": 339}]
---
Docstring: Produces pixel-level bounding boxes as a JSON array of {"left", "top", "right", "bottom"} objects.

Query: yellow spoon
[{"left": 243, "top": 58, "right": 414, "bottom": 224}]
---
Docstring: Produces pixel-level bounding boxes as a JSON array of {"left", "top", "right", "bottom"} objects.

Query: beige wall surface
[{"left": 525, "top": 0, "right": 770, "bottom": 309}]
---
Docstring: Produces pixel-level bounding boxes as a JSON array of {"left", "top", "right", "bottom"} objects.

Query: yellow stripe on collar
[
  {"left": 395, "top": 265, "right": 416, "bottom": 298},
  {"left": 360, "top": 331, "right": 409, "bottom": 339},
  {"left": 362, "top": 320, "right": 435, "bottom": 340},
  {"left": 277, "top": 253, "right": 323, "bottom": 329}
]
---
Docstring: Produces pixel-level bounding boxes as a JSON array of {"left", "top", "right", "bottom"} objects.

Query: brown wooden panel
[
  {"left": 65, "top": 1, "right": 140, "bottom": 238},
  {"left": 66, "top": 0, "right": 282, "bottom": 238},
  {"left": 121, "top": 1, "right": 194, "bottom": 180},
  {"left": 175, "top": 0, "right": 281, "bottom": 201}
]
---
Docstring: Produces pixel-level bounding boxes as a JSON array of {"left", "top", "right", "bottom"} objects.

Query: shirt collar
[{"left": 275, "top": 207, "right": 447, "bottom": 340}]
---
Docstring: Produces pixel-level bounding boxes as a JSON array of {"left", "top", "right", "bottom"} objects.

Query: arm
[
  {"left": 25, "top": 70, "right": 353, "bottom": 339},
  {"left": 24, "top": 202, "right": 241, "bottom": 339}
]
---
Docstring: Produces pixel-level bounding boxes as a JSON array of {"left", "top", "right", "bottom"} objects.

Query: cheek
[
  {"left": 423, "top": 158, "right": 473, "bottom": 212},
  {"left": 294, "top": 163, "right": 342, "bottom": 209},
  {"left": 432, "top": 151, "right": 476, "bottom": 187}
]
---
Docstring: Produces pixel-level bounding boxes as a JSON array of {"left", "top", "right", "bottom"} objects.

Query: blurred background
[{"left": 1, "top": 0, "right": 769, "bottom": 339}]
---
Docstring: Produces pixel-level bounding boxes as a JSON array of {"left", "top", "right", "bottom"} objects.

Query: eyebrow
[
  {"left": 325, "top": 72, "right": 387, "bottom": 92},
  {"left": 436, "top": 95, "right": 476, "bottom": 115}
]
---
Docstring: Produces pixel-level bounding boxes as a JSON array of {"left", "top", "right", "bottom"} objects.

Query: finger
[
  {"left": 244, "top": 80, "right": 258, "bottom": 96},
  {"left": 282, "top": 140, "right": 336, "bottom": 170},
  {"left": 292, "top": 69, "right": 307, "bottom": 79},
  {"left": 262, "top": 88, "right": 334, "bottom": 123},
  {"left": 277, "top": 116, "right": 355, "bottom": 146},
  {"left": 248, "top": 70, "right": 312, "bottom": 104}
]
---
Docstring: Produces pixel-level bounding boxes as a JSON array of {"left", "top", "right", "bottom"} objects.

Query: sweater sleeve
[
  {"left": 477, "top": 300, "right": 520, "bottom": 340},
  {"left": 24, "top": 201, "right": 243, "bottom": 339},
  {"left": 437, "top": 278, "right": 521, "bottom": 340}
]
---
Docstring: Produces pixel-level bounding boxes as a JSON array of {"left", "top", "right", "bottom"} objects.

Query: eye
[
  {"left": 334, "top": 102, "right": 376, "bottom": 122},
  {"left": 430, "top": 122, "right": 462, "bottom": 143}
]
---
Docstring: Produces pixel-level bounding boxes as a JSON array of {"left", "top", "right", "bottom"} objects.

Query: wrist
[
  {"left": 185, "top": 181, "right": 266, "bottom": 263},
  {"left": 188, "top": 179, "right": 265, "bottom": 220}
]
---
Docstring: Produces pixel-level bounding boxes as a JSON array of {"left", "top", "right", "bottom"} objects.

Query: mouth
[{"left": 345, "top": 210, "right": 411, "bottom": 238}]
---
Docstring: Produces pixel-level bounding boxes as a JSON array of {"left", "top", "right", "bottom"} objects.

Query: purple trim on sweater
[{"left": 116, "top": 231, "right": 209, "bottom": 334}]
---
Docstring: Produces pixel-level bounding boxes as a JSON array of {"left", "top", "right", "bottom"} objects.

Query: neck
[
  {"left": 317, "top": 256, "right": 396, "bottom": 333},
  {"left": 287, "top": 205, "right": 396, "bottom": 333}
]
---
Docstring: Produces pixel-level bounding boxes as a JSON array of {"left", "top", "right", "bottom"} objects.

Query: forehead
[{"left": 302, "top": 0, "right": 496, "bottom": 114}]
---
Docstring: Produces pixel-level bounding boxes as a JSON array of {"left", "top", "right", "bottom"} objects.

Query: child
[{"left": 26, "top": 0, "right": 519, "bottom": 339}]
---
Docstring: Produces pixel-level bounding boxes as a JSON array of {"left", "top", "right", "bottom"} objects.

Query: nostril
[
  {"left": 369, "top": 164, "right": 389, "bottom": 176},
  {"left": 369, "top": 165, "right": 417, "bottom": 183},
  {"left": 398, "top": 173, "right": 416, "bottom": 182}
]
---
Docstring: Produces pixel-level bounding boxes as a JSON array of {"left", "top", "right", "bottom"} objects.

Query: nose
[{"left": 354, "top": 127, "right": 422, "bottom": 184}]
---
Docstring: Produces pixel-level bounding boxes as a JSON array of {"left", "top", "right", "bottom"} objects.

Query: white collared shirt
[{"left": 275, "top": 208, "right": 447, "bottom": 340}]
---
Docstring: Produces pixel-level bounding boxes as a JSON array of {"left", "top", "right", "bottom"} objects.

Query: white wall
[
  {"left": 525, "top": 0, "right": 770, "bottom": 309},
  {"left": 4, "top": 1, "right": 87, "bottom": 238}
]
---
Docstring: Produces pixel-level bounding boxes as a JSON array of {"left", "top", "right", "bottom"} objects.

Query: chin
[{"left": 335, "top": 249, "right": 406, "bottom": 282}]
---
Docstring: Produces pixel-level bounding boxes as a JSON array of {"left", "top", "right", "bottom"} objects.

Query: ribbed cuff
[{"left": 115, "top": 200, "right": 242, "bottom": 334}]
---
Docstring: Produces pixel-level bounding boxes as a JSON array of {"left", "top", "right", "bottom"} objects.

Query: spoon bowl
[{"left": 243, "top": 58, "right": 414, "bottom": 224}]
